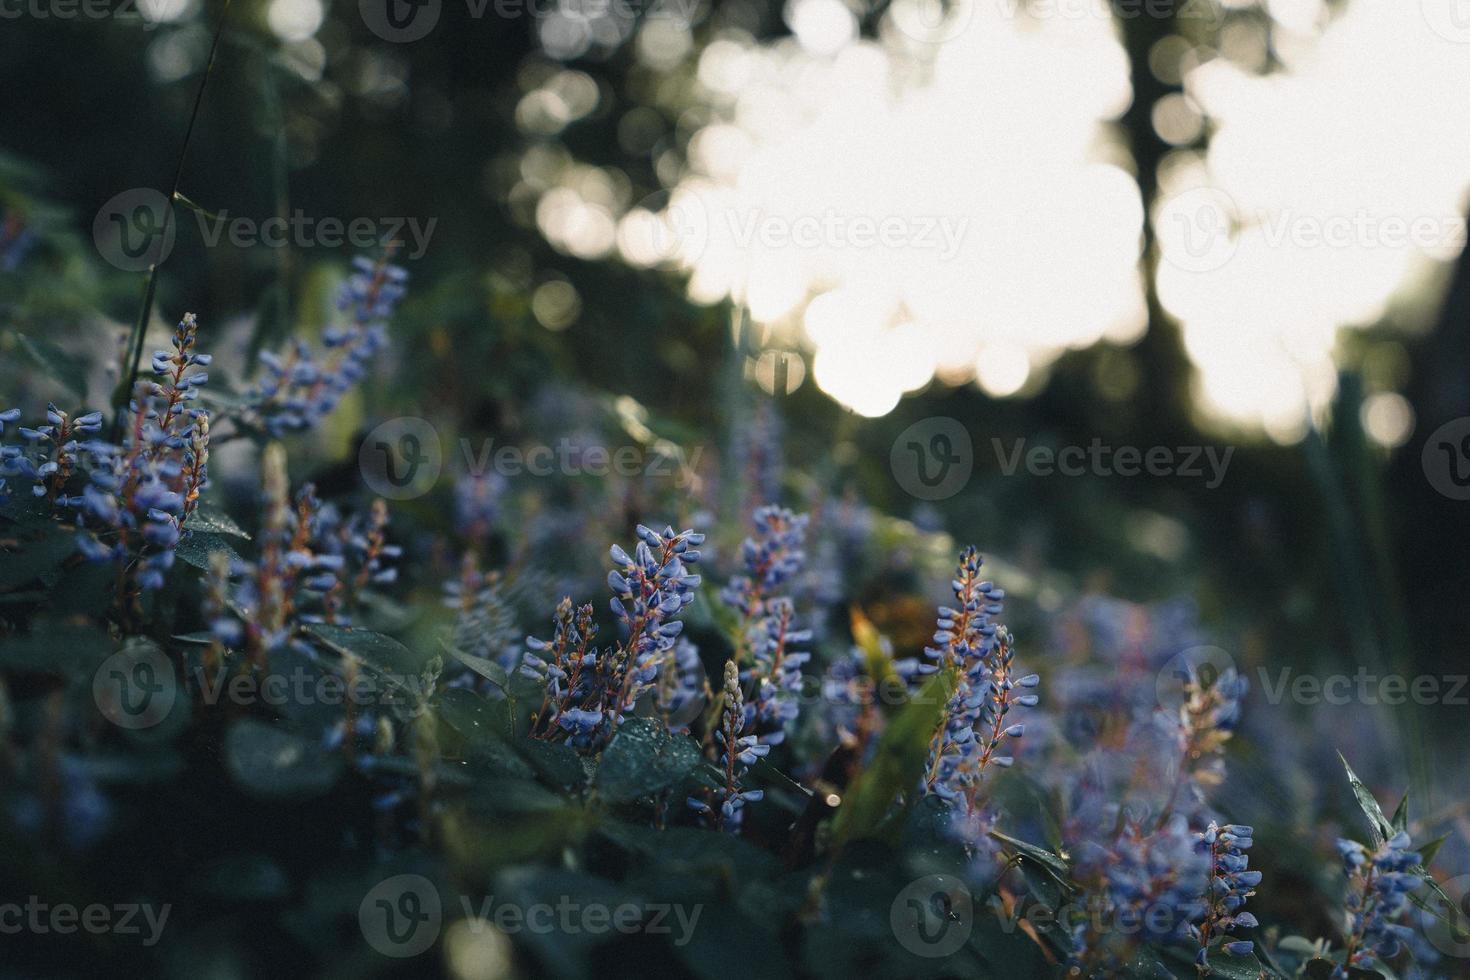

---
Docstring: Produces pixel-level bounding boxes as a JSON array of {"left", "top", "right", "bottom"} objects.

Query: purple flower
[
  {"left": 1336, "top": 831, "right": 1423, "bottom": 973},
  {"left": 247, "top": 252, "right": 405, "bottom": 436},
  {"left": 1191, "top": 821, "right": 1260, "bottom": 971}
]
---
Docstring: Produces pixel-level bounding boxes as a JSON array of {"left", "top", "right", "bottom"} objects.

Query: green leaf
[
  {"left": 1201, "top": 950, "right": 1273, "bottom": 979},
  {"left": 175, "top": 530, "right": 243, "bottom": 571},
  {"left": 445, "top": 644, "right": 508, "bottom": 690},
  {"left": 224, "top": 718, "right": 343, "bottom": 798},
  {"left": 516, "top": 738, "right": 588, "bottom": 792},
  {"left": 595, "top": 717, "right": 701, "bottom": 804},
  {"left": 832, "top": 667, "right": 955, "bottom": 844},
  {"left": 1338, "top": 752, "right": 1391, "bottom": 847},
  {"left": 185, "top": 506, "right": 251, "bottom": 539},
  {"left": 989, "top": 828, "right": 1071, "bottom": 884},
  {"left": 1418, "top": 832, "right": 1449, "bottom": 867},
  {"left": 1391, "top": 790, "right": 1409, "bottom": 834},
  {"left": 301, "top": 623, "right": 434, "bottom": 686}
]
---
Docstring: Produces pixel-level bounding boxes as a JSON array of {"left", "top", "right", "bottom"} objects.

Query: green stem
[{"left": 110, "top": 0, "right": 234, "bottom": 442}]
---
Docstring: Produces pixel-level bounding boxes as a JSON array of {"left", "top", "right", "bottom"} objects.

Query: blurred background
[{"left": 2, "top": 0, "right": 1468, "bottom": 819}]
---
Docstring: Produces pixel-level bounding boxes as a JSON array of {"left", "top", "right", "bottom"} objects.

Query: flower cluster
[
  {"left": 1335, "top": 831, "right": 1423, "bottom": 975},
  {"left": 720, "top": 505, "right": 807, "bottom": 620},
  {"left": 248, "top": 253, "right": 404, "bottom": 436},
  {"left": 605, "top": 524, "right": 704, "bottom": 724},
  {"left": 1070, "top": 815, "right": 1211, "bottom": 973},
  {"left": 442, "top": 554, "right": 521, "bottom": 679},
  {"left": 918, "top": 547, "right": 1033, "bottom": 806},
  {"left": 207, "top": 446, "right": 401, "bottom": 667},
  {"left": 0, "top": 315, "right": 214, "bottom": 600},
  {"left": 1191, "top": 821, "right": 1260, "bottom": 972},
  {"left": 524, "top": 598, "right": 603, "bottom": 745},
  {"left": 1, "top": 404, "right": 107, "bottom": 505},
  {"left": 689, "top": 659, "right": 766, "bottom": 832},
  {"left": 722, "top": 506, "right": 811, "bottom": 744},
  {"left": 1164, "top": 664, "right": 1249, "bottom": 814},
  {"left": 522, "top": 524, "right": 704, "bottom": 749}
]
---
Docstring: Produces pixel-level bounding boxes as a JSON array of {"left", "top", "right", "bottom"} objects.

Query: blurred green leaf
[
  {"left": 224, "top": 718, "right": 343, "bottom": 798},
  {"left": 185, "top": 506, "right": 250, "bottom": 539},
  {"left": 596, "top": 717, "right": 700, "bottom": 804},
  {"left": 833, "top": 667, "right": 955, "bottom": 844}
]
